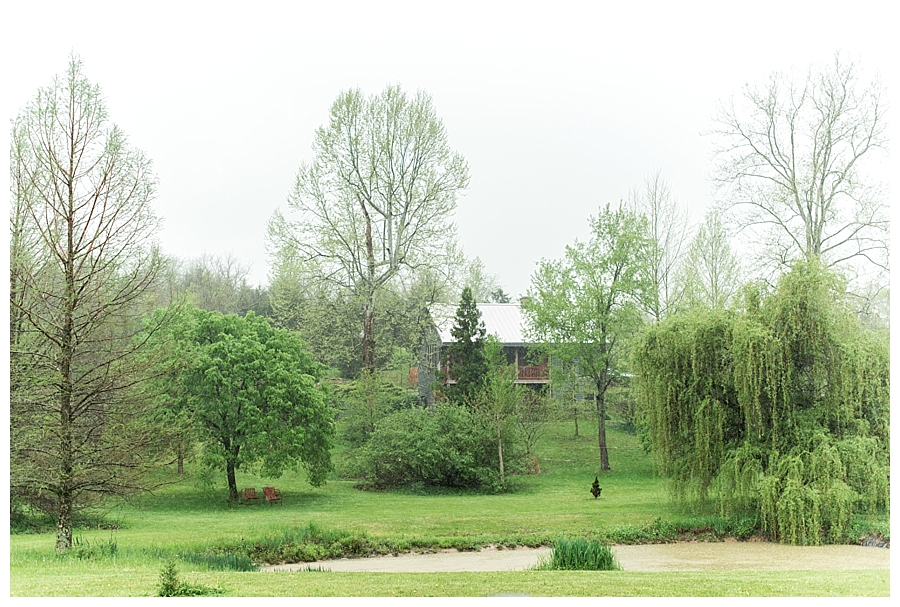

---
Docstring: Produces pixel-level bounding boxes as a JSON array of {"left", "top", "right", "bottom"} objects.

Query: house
[{"left": 411, "top": 302, "right": 549, "bottom": 405}]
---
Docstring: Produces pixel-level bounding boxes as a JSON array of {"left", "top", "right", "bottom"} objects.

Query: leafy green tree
[
  {"left": 151, "top": 307, "right": 334, "bottom": 495},
  {"left": 524, "top": 203, "right": 655, "bottom": 471},
  {"left": 489, "top": 288, "right": 512, "bottom": 303},
  {"left": 515, "top": 387, "right": 557, "bottom": 457},
  {"left": 444, "top": 286, "right": 487, "bottom": 405},
  {"left": 9, "top": 56, "right": 172, "bottom": 552},
  {"left": 268, "top": 245, "right": 449, "bottom": 378},
  {"left": 460, "top": 256, "right": 508, "bottom": 303},
  {"left": 268, "top": 84, "right": 469, "bottom": 373},
  {"left": 636, "top": 259, "right": 889, "bottom": 544},
  {"left": 471, "top": 336, "right": 524, "bottom": 488}
]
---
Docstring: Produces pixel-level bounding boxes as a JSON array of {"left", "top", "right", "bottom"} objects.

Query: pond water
[
  {"left": 261, "top": 541, "right": 889, "bottom": 573},
  {"left": 611, "top": 541, "right": 889, "bottom": 572}
]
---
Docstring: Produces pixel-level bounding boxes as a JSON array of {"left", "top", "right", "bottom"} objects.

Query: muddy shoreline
[{"left": 261, "top": 540, "right": 889, "bottom": 573}]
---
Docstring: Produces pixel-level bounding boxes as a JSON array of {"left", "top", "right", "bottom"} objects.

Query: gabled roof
[{"left": 431, "top": 303, "right": 529, "bottom": 346}]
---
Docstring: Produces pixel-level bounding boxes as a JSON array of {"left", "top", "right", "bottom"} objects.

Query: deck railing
[
  {"left": 410, "top": 364, "right": 550, "bottom": 386},
  {"left": 517, "top": 364, "right": 550, "bottom": 380}
]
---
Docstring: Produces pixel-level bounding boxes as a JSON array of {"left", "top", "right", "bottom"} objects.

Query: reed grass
[{"left": 535, "top": 538, "right": 620, "bottom": 571}]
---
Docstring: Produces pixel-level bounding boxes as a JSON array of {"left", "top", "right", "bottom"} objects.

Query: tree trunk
[
  {"left": 225, "top": 439, "right": 239, "bottom": 495},
  {"left": 177, "top": 442, "right": 184, "bottom": 475},
  {"left": 573, "top": 397, "right": 579, "bottom": 437},
  {"left": 359, "top": 194, "right": 377, "bottom": 374},
  {"left": 595, "top": 384, "right": 610, "bottom": 471},
  {"left": 55, "top": 491, "right": 73, "bottom": 552},
  {"left": 56, "top": 356, "right": 75, "bottom": 551},
  {"left": 227, "top": 461, "right": 238, "bottom": 496},
  {"left": 362, "top": 292, "right": 376, "bottom": 373},
  {"left": 56, "top": 391, "right": 74, "bottom": 551},
  {"left": 56, "top": 200, "right": 76, "bottom": 553},
  {"left": 497, "top": 428, "right": 505, "bottom": 488}
]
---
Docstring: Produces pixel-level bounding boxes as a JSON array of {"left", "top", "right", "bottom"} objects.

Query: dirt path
[{"left": 260, "top": 542, "right": 889, "bottom": 573}]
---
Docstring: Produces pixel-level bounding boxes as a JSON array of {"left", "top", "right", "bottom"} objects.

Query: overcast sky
[{"left": 3, "top": 1, "right": 895, "bottom": 298}]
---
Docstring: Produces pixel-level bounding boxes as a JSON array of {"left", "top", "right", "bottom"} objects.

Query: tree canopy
[
  {"left": 635, "top": 259, "right": 889, "bottom": 544},
  {"left": 9, "top": 56, "right": 170, "bottom": 552},
  {"left": 150, "top": 307, "right": 335, "bottom": 495},
  {"left": 268, "top": 84, "right": 469, "bottom": 373},
  {"left": 524, "top": 203, "right": 655, "bottom": 470},
  {"left": 444, "top": 286, "right": 487, "bottom": 405},
  {"left": 710, "top": 53, "right": 888, "bottom": 277}
]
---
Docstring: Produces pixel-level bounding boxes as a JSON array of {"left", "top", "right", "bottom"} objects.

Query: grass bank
[{"left": 9, "top": 421, "right": 889, "bottom": 596}]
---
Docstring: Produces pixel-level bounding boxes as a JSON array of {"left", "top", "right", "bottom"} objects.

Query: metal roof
[{"left": 431, "top": 303, "right": 529, "bottom": 346}]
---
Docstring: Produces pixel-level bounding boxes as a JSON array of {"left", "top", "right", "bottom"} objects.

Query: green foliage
[
  {"left": 515, "top": 387, "right": 558, "bottom": 455},
  {"left": 470, "top": 336, "right": 527, "bottom": 487},
  {"left": 163, "top": 551, "right": 257, "bottom": 572},
  {"left": 269, "top": 84, "right": 469, "bottom": 373},
  {"left": 334, "top": 373, "right": 417, "bottom": 448},
  {"left": 343, "top": 340, "right": 526, "bottom": 492},
  {"left": 607, "top": 380, "right": 638, "bottom": 434},
  {"left": 524, "top": 203, "right": 655, "bottom": 470},
  {"left": 535, "top": 538, "right": 620, "bottom": 571},
  {"left": 680, "top": 209, "right": 742, "bottom": 310},
  {"left": 267, "top": 258, "right": 440, "bottom": 379},
  {"left": 214, "top": 522, "right": 525, "bottom": 566},
  {"left": 147, "top": 306, "right": 335, "bottom": 494},
  {"left": 64, "top": 535, "right": 119, "bottom": 560},
  {"left": 157, "top": 560, "right": 223, "bottom": 597},
  {"left": 351, "top": 404, "right": 505, "bottom": 490},
  {"left": 636, "top": 259, "right": 890, "bottom": 544},
  {"left": 444, "top": 286, "right": 487, "bottom": 405}
]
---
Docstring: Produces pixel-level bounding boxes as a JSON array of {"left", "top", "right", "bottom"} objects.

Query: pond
[{"left": 261, "top": 541, "right": 889, "bottom": 573}]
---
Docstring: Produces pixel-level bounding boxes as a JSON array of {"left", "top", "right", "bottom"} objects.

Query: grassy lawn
[{"left": 8, "top": 420, "right": 890, "bottom": 596}]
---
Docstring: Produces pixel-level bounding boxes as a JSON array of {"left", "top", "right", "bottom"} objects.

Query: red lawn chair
[{"left": 263, "top": 486, "right": 283, "bottom": 505}]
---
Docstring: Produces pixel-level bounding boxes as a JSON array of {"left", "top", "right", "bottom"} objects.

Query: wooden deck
[{"left": 410, "top": 365, "right": 550, "bottom": 387}]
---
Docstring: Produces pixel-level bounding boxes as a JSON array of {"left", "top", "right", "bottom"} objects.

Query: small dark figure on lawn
[{"left": 590, "top": 476, "right": 602, "bottom": 499}]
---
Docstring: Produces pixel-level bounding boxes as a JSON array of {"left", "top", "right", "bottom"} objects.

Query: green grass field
[{"left": 8, "top": 421, "right": 890, "bottom": 597}]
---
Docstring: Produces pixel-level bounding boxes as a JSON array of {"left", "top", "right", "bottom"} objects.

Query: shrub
[
  {"left": 350, "top": 404, "right": 509, "bottom": 490},
  {"left": 335, "top": 373, "right": 417, "bottom": 448},
  {"left": 156, "top": 560, "right": 223, "bottom": 597}
]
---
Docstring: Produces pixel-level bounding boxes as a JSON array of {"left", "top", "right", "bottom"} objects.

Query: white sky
[{"left": 3, "top": 0, "right": 895, "bottom": 298}]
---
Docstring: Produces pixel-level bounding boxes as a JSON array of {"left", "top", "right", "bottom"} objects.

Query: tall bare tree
[
  {"left": 710, "top": 53, "right": 888, "bottom": 278},
  {"left": 268, "top": 85, "right": 469, "bottom": 373},
  {"left": 626, "top": 170, "right": 690, "bottom": 320},
  {"left": 9, "top": 57, "right": 171, "bottom": 551},
  {"left": 680, "top": 210, "right": 743, "bottom": 309},
  {"left": 460, "top": 256, "right": 507, "bottom": 304}
]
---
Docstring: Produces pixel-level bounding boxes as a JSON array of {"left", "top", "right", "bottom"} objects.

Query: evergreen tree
[{"left": 445, "top": 286, "right": 487, "bottom": 405}]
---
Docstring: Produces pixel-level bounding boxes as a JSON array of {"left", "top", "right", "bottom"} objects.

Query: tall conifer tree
[{"left": 445, "top": 287, "right": 487, "bottom": 405}]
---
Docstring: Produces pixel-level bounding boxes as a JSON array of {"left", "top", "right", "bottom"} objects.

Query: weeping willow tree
[{"left": 636, "top": 259, "right": 889, "bottom": 545}]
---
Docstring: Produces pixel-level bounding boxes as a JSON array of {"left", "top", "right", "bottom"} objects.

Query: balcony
[{"left": 409, "top": 364, "right": 550, "bottom": 387}]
